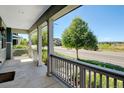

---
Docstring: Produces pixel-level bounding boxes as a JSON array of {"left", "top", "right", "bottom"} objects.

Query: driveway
[{"left": 54, "top": 46, "right": 124, "bottom": 67}]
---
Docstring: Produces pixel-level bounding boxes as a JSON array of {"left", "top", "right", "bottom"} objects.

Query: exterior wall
[{"left": 0, "top": 17, "right": 7, "bottom": 66}]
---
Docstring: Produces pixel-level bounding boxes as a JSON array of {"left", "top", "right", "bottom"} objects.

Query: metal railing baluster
[
  {"left": 122, "top": 81, "right": 124, "bottom": 88},
  {"left": 106, "top": 76, "right": 109, "bottom": 88},
  {"left": 89, "top": 70, "right": 91, "bottom": 88},
  {"left": 67, "top": 62, "right": 69, "bottom": 83},
  {"left": 70, "top": 63, "right": 72, "bottom": 86},
  {"left": 76, "top": 65, "right": 78, "bottom": 88},
  {"left": 73, "top": 64, "right": 75, "bottom": 87},
  {"left": 50, "top": 55, "right": 124, "bottom": 88},
  {"left": 94, "top": 72, "right": 96, "bottom": 88},
  {"left": 114, "top": 78, "right": 117, "bottom": 88},
  {"left": 65, "top": 61, "right": 67, "bottom": 81},
  {"left": 100, "top": 74, "right": 102, "bottom": 88}
]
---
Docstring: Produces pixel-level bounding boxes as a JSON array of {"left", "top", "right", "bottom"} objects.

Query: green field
[
  {"left": 98, "top": 43, "right": 124, "bottom": 52},
  {"left": 55, "top": 52, "right": 124, "bottom": 72}
]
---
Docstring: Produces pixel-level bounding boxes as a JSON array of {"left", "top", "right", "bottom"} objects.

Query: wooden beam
[
  {"left": 11, "top": 28, "right": 28, "bottom": 34},
  {"left": 29, "top": 5, "right": 67, "bottom": 32},
  {"left": 51, "top": 5, "right": 80, "bottom": 20}
]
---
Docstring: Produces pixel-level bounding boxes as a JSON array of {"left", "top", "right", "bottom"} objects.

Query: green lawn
[
  {"left": 55, "top": 52, "right": 124, "bottom": 72},
  {"left": 98, "top": 43, "right": 124, "bottom": 52}
]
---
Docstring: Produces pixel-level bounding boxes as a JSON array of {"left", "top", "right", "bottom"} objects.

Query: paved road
[{"left": 54, "top": 47, "right": 124, "bottom": 67}]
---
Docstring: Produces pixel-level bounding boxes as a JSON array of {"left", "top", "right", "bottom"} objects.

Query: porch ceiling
[{"left": 0, "top": 5, "right": 50, "bottom": 30}]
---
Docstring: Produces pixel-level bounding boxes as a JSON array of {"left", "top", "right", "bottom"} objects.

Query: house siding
[{"left": 0, "top": 17, "right": 6, "bottom": 66}]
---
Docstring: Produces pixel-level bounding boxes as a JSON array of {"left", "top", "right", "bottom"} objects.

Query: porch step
[{"left": 0, "top": 71, "right": 15, "bottom": 83}]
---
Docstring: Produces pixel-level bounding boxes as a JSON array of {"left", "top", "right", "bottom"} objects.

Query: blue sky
[
  {"left": 18, "top": 34, "right": 28, "bottom": 40},
  {"left": 53, "top": 5, "right": 124, "bottom": 42}
]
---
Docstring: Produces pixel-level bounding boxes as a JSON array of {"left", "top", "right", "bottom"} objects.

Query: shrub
[
  {"left": 13, "top": 45, "right": 28, "bottom": 49},
  {"left": 98, "top": 43, "right": 111, "bottom": 49},
  {"left": 13, "top": 50, "right": 28, "bottom": 56},
  {"left": 42, "top": 49, "right": 48, "bottom": 65},
  {"left": 20, "top": 39, "right": 28, "bottom": 45}
]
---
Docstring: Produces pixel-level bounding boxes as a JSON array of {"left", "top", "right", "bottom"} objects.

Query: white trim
[
  {"left": 6, "top": 42, "right": 12, "bottom": 43},
  {"left": 51, "top": 5, "right": 80, "bottom": 20},
  {"left": 47, "top": 18, "right": 54, "bottom": 76},
  {"left": 12, "top": 28, "right": 28, "bottom": 34},
  {"left": 38, "top": 21, "right": 47, "bottom": 30},
  {"left": 29, "top": 21, "right": 47, "bottom": 34}
]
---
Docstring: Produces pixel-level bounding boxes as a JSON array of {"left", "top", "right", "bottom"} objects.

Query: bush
[
  {"left": 13, "top": 45, "right": 28, "bottom": 49},
  {"left": 13, "top": 50, "right": 28, "bottom": 56},
  {"left": 98, "top": 43, "right": 111, "bottom": 50},
  {"left": 42, "top": 49, "right": 48, "bottom": 65},
  {"left": 20, "top": 39, "right": 28, "bottom": 45}
]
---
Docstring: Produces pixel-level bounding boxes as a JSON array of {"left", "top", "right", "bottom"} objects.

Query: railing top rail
[{"left": 51, "top": 54, "right": 124, "bottom": 79}]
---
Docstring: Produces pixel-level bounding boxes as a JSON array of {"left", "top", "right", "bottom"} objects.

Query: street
[{"left": 54, "top": 46, "right": 124, "bottom": 67}]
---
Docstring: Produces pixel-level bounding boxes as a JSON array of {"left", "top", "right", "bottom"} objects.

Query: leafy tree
[
  {"left": 20, "top": 39, "right": 28, "bottom": 45},
  {"left": 62, "top": 17, "right": 98, "bottom": 59},
  {"left": 31, "top": 31, "right": 48, "bottom": 48},
  {"left": 84, "top": 31, "right": 98, "bottom": 51},
  {"left": 31, "top": 33, "right": 37, "bottom": 45},
  {"left": 42, "top": 31, "right": 48, "bottom": 48}
]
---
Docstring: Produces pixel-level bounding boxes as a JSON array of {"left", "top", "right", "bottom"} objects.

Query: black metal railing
[{"left": 51, "top": 54, "right": 124, "bottom": 88}]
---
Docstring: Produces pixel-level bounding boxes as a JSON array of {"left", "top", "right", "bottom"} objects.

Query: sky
[
  {"left": 18, "top": 34, "right": 28, "bottom": 40},
  {"left": 53, "top": 5, "right": 124, "bottom": 42}
]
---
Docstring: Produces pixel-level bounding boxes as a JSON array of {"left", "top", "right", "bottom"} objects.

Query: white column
[
  {"left": 37, "top": 26, "right": 42, "bottom": 66},
  {"left": 47, "top": 18, "right": 54, "bottom": 76}
]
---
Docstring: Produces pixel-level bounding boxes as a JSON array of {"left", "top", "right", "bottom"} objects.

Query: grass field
[
  {"left": 98, "top": 43, "right": 124, "bottom": 52},
  {"left": 55, "top": 52, "right": 124, "bottom": 72}
]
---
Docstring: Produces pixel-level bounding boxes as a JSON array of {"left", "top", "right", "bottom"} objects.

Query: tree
[
  {"left": 31, "top": 33, "right": 37, "bottom": 45},
  {"left": 84, "top": 31, "right": 98, "bottom": 51},
  {"left": 42, "top": 31, "right": 48, "bottom": 48},
  {"left": 62, "top": 17, "right": 98, "bottom": 60},
  {"left": 31, "top": 31, "right": 48, "bottom": 48},
  {"left": 20, "top": 39, "right": 28, "bottom": 45}
]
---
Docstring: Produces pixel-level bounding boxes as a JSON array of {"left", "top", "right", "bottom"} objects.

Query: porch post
[
  {"left": 6, "top": 27, "right": 12, "bottom": 59},
  {"left": 37, "top": 26, "right": 42, "bottom": 66},
  {"left": 28, "top": 33, "right": 32, "bottom": 58},
  {"left": 47, "top": 18, "right": 54, "bottom": 76}
]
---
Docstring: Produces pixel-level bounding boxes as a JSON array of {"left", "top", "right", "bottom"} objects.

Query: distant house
[{"left": 12, "top": 33, "right": 21, "bottom": 45}]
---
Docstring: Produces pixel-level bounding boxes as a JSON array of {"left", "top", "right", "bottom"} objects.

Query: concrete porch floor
[{"left": 0, "top": 56, "right": 64, "bottom": 88}]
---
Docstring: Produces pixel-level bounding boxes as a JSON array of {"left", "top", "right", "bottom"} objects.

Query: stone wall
[
  {"left": 0, "top": 48, "right": 6, "bottom": 65},
  {"left": 0, "top": 40, "right": 6, "bottom": 66},
  {"left": 0, "top": 17, "right": 7, "bottom": 66}
]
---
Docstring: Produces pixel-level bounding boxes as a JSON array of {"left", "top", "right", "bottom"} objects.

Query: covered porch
[
  {"left": 0, "top": 56, "right": 64, "bottom": 88},
  {"left": 0, "top": 5, "right": 124, "bottom": 88},
  {"left": 0, "top": 5, "right": 75, "bottom": 88}
]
